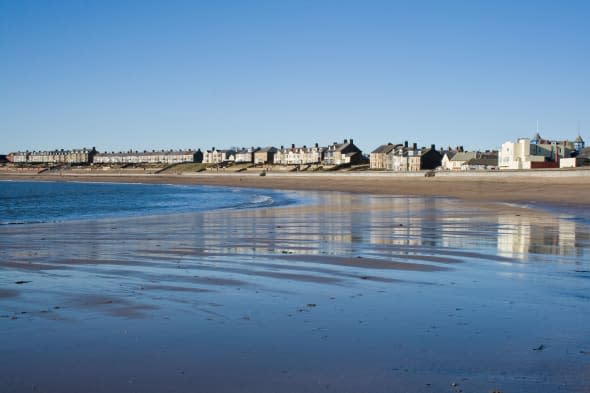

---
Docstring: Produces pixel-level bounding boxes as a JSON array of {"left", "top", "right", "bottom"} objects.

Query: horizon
[{"left": 1, "top": 1, "right": 588, "bottom": 154}]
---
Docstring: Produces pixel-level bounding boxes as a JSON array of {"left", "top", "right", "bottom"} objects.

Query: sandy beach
[
  {"left": 1, "top": 179, "right": 590, "bottom": 392},
  {"left": 2, "top": 170, "right": 590, "bottom": 205}
]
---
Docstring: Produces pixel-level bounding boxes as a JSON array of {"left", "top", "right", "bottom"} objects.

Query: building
[
  {"left": 461, "top": 153, "right": 499, "bottom": 171},
  {"left": 440, "top": 151, "right": 456, "bottom": 171},
  {"left": 202, "top": 148, "right": 236, "bottom": 164},
  {"left": 274, "top": 144, "right": 325, "bottom": 166},
  {"left": 254, "top": 147, "right": 277, "bottom": 164},
  {"left": 370, "top": 143, "right": 397, "bottom": 169},
  {"left": 7, "top": 148, "right": 97, "bottom": 165},
  {"left": 389, "top": 143, "right": 442, "bottom": 172},
  {"left": 235, "top": 147, "right": 259, "bottom": 163},
  {"left": 499, "top": 134, "right": 576, "bottom": 170},
  {"left": 323, "top": 139, "right": 362, "bottom": 166},
  {"left": 93, "top": 149, "right": 202, "bottom": 165},
  {"left": 574, "top": 135, "right": 585, "bottom": 152},
  {"left": 445, "top": 152, "right": 477, "bottom": 171}
]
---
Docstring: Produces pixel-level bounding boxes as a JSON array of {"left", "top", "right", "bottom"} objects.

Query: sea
[{"left": 0, "top": 180, "right": 299, "bottom": 225}]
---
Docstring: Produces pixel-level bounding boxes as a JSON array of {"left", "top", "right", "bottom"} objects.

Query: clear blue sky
[{"left": 1, "top": 0, "right": 588, "bottom": 154}]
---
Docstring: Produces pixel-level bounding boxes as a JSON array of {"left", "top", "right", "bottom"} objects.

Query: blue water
[{"left": 0, "top": 180, "right": 298, "bottom": 225}]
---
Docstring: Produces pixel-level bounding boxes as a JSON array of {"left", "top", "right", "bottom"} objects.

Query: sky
[{"left": 1, "top": 0, "right": 588, "bottom": 154}]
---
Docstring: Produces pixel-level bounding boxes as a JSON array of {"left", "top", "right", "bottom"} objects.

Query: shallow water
[
  {"left": 0, "top": 180, "right": 299, "bottom": 224},
  {"left": 0, "top": 191, "right": 589, "bottom": 392}
]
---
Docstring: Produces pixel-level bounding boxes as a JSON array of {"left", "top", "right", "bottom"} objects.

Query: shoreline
[{"left": 1, "top": 170, "right": 589, "bottom": 206}]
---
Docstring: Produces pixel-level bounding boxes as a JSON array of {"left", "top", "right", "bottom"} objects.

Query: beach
[
  {"left": 1, "top": 169, "right": 590, "bottom": 205},
  {"left": 1, "top": 176, "right": 589, "bottom": 392}
]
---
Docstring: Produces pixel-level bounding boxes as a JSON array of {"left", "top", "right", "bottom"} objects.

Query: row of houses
[
  {"left": 5, "top": 133, "right": 588, "bottom": 170},
  {"left": 93, "top": 150, "right": 203, "bottom": 165},
  {"left": 7, "top": 148, "right": 98, "bottom": 165},
  {"left": 370, "top": 142, "right": 445, "bottom": 172},
  {"left": 5, "top": 139, "right": 363, "bottom": 167},
  {"left": 201, "top": 139, "right": 363, "bottom": 166},
  {"left": 6, "top": 148, "right": 203, "bottom": 166},
  {"left": 370, "top": 133, "right": 588, "bottom": 172}
]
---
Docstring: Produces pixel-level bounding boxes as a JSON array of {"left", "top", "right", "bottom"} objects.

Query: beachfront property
[
  {"left": 323, "top": 139, "right": 363, "bottom": 166},
  {"left": 274, "top": 144, "right": 326, "bottom": 165},
  {"left": 254, "top": 147, "right": 278, "bottom": 164},
  {"left": 202, "top": 148, "right": 236, "bottom": 164},
  {"left": 442, "top": 151, "right": 477, "bottom": 171},
  {"left": 461, "top": 153, "right": 499, "bottom": 171},
  {"left": 235, "top": 147, "right": 260, "bottom": 163},
  {"left": 93, "top": 149, "right": 203, "bottom": 165},
  {"left": 441, "top": 150, "right": 499, "bottom": 171},
  {"left": 370, "top": 143, "right": 397, "bottom": 169},
  {"left": 387, "top": 142, "right": 442, "bottom": 172},
  {"left": 7, "top": 148, "right": 97, "bottom": 165},
  {"left": 499, "top": 133, "right": 583, "bottom": 170}
]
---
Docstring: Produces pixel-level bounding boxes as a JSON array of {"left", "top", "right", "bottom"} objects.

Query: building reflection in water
[
  {"left": 196, "top": 192, "right": 587, "bottom": 262},
  {"left": 497, "top": 214, "right": 583, "bottom": 259}
]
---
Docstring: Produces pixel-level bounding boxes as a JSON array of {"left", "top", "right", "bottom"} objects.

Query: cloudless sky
[{"left": 1, "top": 0, "right": 588, "bottom": 153}]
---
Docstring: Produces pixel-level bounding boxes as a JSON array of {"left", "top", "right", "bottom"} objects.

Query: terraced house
[
  {"left": 7, "top": 148, "right": 97, "bottom": 165},
  {"left": 93, "top": 149, "right": 202, "bottom": 165},
  {"left": 323, "top": 139, "right": 362, "bottom": 166},
  {"left": 202, "top": 148, "right": 236, "bottom": 164}
]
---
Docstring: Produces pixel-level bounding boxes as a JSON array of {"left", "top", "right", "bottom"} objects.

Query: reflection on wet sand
[
  {"left": 1, "top": 192, "right": 589, "bottom": 393},
  {"left": 497, "top": 213, "right": 584, "bottom": 258}
]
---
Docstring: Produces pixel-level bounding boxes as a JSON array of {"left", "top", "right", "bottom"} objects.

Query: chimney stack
[
  {"left": 431, "top": 144, "right": 435, "bottom": 150},
  {"left": 344, "top": 139, "right": 348, "bottom": 144},
  {"left": 413, "top": 143, "right": 417, "bottom": 150}
]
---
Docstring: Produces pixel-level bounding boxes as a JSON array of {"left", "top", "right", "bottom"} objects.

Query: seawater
[{"left": 0, "top": 180, "right": 298, "bottom": 225}]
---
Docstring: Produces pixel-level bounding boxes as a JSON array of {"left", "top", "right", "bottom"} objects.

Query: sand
[
  {"left": 1, "top": 170, "right": 590, "bottom": 205},
  {"left": 1, "top": 176, "right": 590, "bottom": 392}
]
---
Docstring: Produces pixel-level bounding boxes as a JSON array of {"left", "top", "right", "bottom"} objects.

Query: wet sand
[
  {"left": 1, "top": 191, "right": 589, "bottom": 392},
  {"left": 2, "top": 170, "right": 590, "bottom": 205}
]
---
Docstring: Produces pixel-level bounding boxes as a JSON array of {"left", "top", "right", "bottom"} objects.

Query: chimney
[
  {"left": 315, "top": 142, "right": 319, "bottom": 148},
  {"left": 280, "top": 145, "right": 284, "bottom": 150},
  {"left": 413, "top": 143, "right": 417, "bottom": 150},
  {"left": 291, "top": 143, "right": 295, "bottom": 149},
  {"left": 404, "top": 141, "right": 408, "bottom": 148},
  {"left": 350, "top": 139, "right": 353, "bottom": 144},
  {"left": 344, "top": 139, "right": 348, "bottom": 144},
  {"left": 431, "top": 144, "right": 435, "bottom": 150}
]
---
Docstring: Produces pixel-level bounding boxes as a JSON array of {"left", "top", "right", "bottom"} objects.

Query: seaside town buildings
[
  {"left": 235, "top": 147, "right": 259, "bottom": 163},
  {"left": 202, "top": 148, "right": 236, "bottom": 164},
  {"left": 4, "top": 132, "right": 588, "bottom": 172},
  {"left": 93, "top": 149, "right": 202, "bottom": 165},
  {"left": 498, "top": 134, "right": 584, "bottom": 170},
  {"left": 7, "top": 148, "right": 97, "bottom": 165},
  {"left": 368, "top": 142, "right": 443, "bottom": 172},
  {"left": 441, "top": 150, "right": 499, "bottom": 171},
  {"left": 254, "top": 147, "right": 277, "bottom": 164},
  {"left": 274, "top": 144, "right": 325, "bottom": 165},
  {"left": 370, "top": 143, "right": 397, "bottom": 169},
  {"left": 323, "top": 139, "right": 363, "bottom": 166}
]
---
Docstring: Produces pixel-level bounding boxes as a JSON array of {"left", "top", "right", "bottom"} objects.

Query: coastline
[
  {"left": 1, "top": 185, "right": 589, "bottom": 392},
  {"left": 1, "top": 170, "right": 589, "bottom": 206}
]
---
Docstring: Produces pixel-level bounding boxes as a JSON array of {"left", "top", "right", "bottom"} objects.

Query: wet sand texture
[{"left": 1, "top": 191, "right": 589, "bottom": 392}]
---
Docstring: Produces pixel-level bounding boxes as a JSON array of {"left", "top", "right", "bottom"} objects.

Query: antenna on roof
[{"left": 536, "top": 120, "right": 539, "bottom": 134}]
